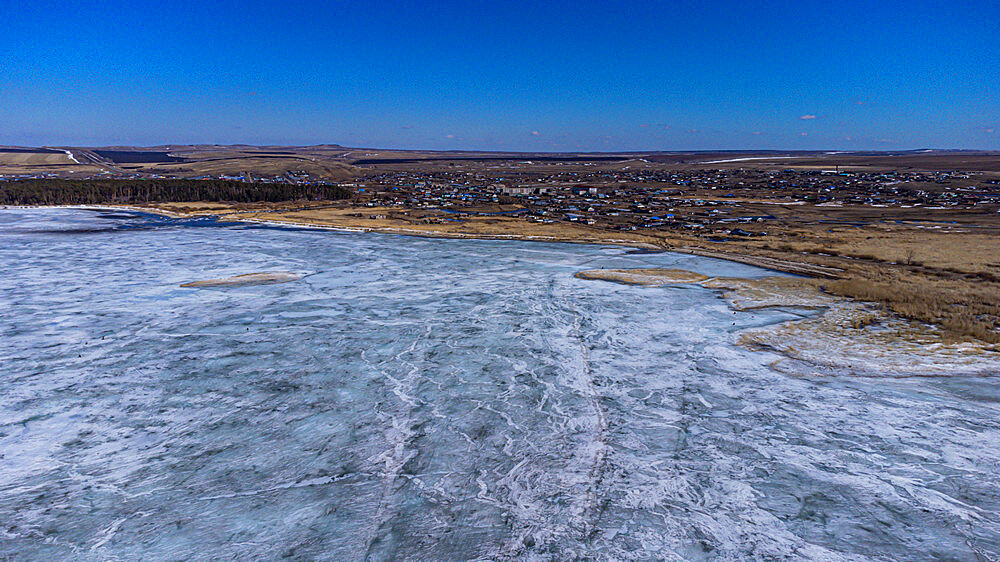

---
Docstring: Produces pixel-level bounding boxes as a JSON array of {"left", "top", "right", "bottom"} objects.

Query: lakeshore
[{"left": 576, "top": 268, "right": 1000, "bottom": 377}]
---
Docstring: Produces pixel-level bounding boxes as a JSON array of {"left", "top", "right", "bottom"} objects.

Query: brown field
[
  {"left": 0, "top": 145, "right": 360, "bottom": 179},
  {"left": 0, "top": 152, "right": 72, "bottom": 166},
  {"left": 0, "top": 149, "right": 102, "bottom": 175},
  {"left": 5, "top": 145, "right": 999, "bottom": 179}
]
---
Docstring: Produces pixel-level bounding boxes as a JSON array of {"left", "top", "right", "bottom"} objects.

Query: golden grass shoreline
[{"left": 576, "top": 268, "right": 1000, "bottom": 377}]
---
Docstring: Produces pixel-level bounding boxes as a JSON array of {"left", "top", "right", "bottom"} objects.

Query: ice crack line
[
  {"left": 571, "top": 314, "right": 610, "bottom": 544},
  {"left": 361, "top": 325, "right": 432, "bottom": 559},
  {"left": 494, "top": 307, "right": 610, "bottom": 559}
]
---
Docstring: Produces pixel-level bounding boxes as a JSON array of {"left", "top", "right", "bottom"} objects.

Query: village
[
  {"left": 345, "top": 167, "right": 1000, "bottom": 238},
  {"left": 5, "top": 162, "right": 999, "bottom": 239}
]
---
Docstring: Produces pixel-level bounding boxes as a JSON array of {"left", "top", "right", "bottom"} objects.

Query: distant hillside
[{"left": 1, "top": 146, "right": 998, "bottom": 178}]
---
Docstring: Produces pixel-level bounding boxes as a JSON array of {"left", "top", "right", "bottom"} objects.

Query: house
[
  {"left": 501, "top": 186, "right": 534, "bottom": 196},
  {"left": 570, "top": 185, "right": 598, "bottom": 196}
]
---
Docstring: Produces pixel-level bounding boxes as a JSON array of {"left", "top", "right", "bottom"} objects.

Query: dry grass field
[
  {"left": 0, "top": 148, "right": 102, "bottom": 175},
  {"left": 0, "top": 152, "right": 72, "bottom": 166},
  {"left": 696, "top": 226, "right": 1000, "bottom": 343},
  {"left": 6, "top": 145, "right": 1000, "bottom": 179},
  {"left": 0, "top": 146, "right": 361, "bottom": 179}
]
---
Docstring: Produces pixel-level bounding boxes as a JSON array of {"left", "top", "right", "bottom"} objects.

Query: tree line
[{"left": 0, "top": 179, "right": 353, "bottom": 206}]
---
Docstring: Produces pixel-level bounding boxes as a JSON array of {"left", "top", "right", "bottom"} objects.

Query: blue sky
[{"left": 2, "top": 0, "right": 998, "bottom": 150}]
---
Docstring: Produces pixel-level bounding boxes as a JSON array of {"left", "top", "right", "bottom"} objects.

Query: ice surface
[{"left": 2, "top": 208, "right": 1000, "bottom": 560}]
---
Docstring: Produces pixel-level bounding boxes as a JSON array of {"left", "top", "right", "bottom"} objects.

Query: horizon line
[{"left": 3, "top": 144, "right": 999, "bottom": 155}]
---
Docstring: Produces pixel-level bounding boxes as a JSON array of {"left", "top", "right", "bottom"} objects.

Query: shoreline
[
  {"left": 1, "top": 204, "right": 196, "bottom": 218},
  {"left": 2, "top": 203, "right": 667, "bottom": 249},
  {"left": 142, "top": 205, "right": 842, "bottom": 278},
  {"left": 575, "top": 268, "right": 1000, "bottom": 377},
  {"left": 17, "top": 204, "right": 833, "bottom": 275}
]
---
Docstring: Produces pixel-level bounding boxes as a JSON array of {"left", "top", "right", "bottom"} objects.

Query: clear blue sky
[{"left": 2, "top": 0, "right": 998, "bottom": 151}]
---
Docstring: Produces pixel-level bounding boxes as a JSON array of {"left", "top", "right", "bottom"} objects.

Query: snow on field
[{"left": 698, "top": 156, "right": 801, "bottom": 164}]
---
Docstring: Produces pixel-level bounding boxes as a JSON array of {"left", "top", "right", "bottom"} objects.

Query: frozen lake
[{"left": 2, "top": 208, "right": 999, "bottom": 560}]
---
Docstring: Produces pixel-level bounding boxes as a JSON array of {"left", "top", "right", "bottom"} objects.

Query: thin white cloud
[
  {"left": 531, "top": 131, "right": 540, "bottom": 136},
  {"left": 799, "top": 114, "right": 817, "bottom": 120}
]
